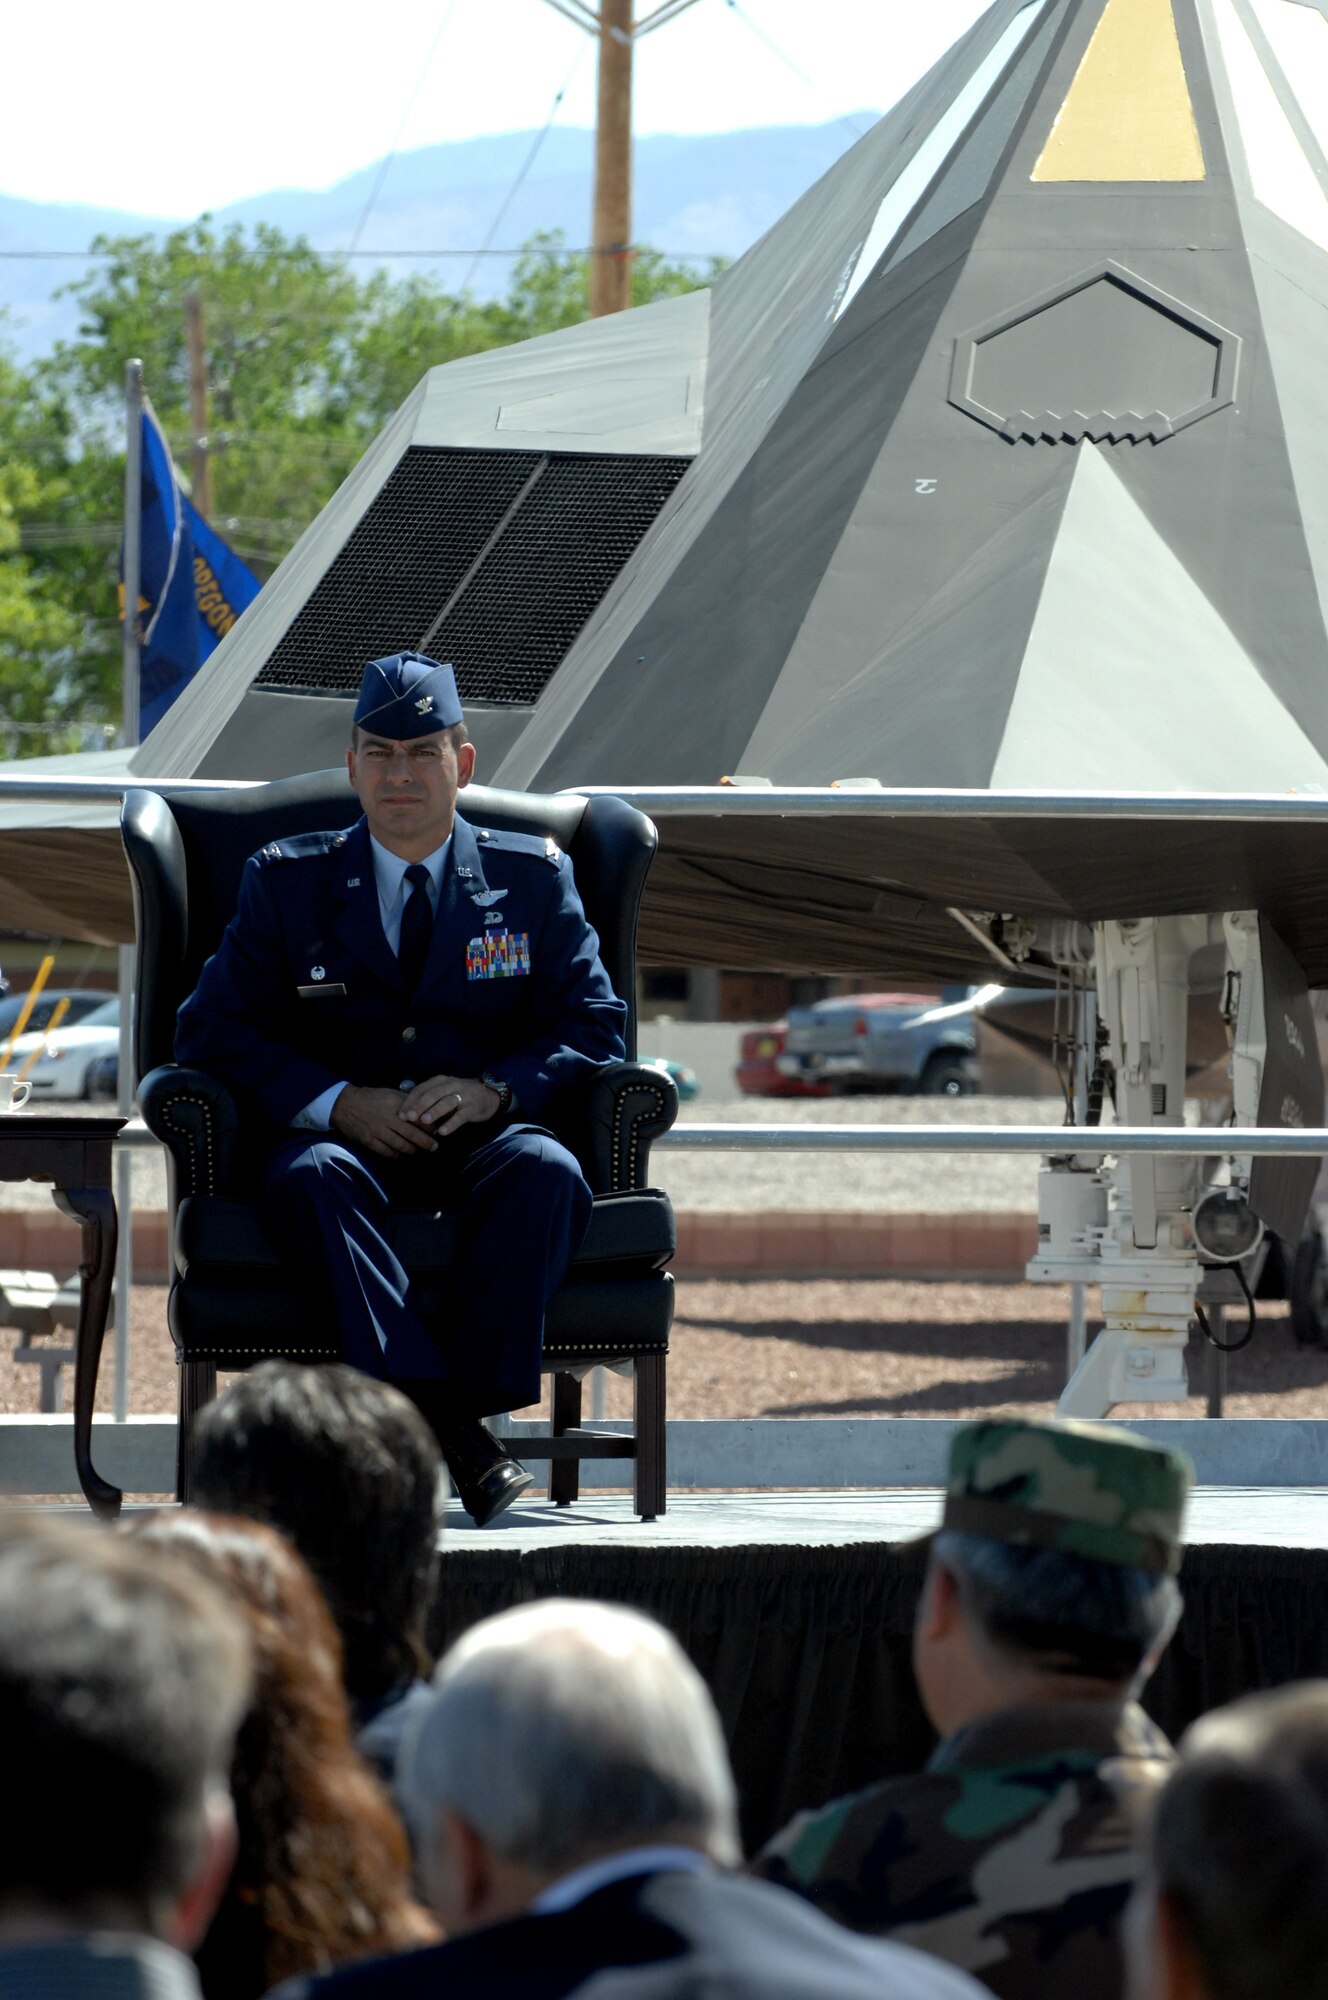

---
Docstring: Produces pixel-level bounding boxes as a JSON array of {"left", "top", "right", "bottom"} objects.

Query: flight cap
[
  {"left": 353, "top": 653, "right": 463, "bottom": 739},
  {"left": 941, "top": 1416, "right": 1192, "bottom": 1574}
]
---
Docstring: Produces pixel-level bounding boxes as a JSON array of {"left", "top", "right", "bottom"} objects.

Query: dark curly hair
[{"left": 124, "top": 1511, "right": 437, "bottom": 2000}]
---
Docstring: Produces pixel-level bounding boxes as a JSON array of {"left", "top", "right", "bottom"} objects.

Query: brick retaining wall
[
  {"left": 0, "top": 1209, "right": 1039, "bottom": 1286},
  {"left": 0, "top": 1211, "right": 172, "bottom": 1284},
  {"left": 671, "top": 1210, "right": 1038, "bottom": 1279}
]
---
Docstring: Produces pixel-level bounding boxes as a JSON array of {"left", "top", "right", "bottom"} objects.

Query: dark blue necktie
[{"left": 398, "top": 863, "right": 434, "bottom": 989}]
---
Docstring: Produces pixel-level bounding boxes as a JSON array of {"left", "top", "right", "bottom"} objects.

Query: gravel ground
[
  {"left": 664, "top": 1095, "right": 1056, "bottom": 1212},
  {"left": 8, "top": 1099, "right": 1321, "bottom": 1438},
  {"left": 7, "top": 1277, "right": 1327, "bottom": 1426}
]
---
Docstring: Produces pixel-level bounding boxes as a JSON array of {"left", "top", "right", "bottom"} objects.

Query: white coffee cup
[{"left": 0, "top": 1075, "right": 32, "bottom": 1113}]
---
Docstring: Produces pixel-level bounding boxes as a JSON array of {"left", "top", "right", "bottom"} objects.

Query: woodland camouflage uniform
[{"left": 751, "top": 1418, "right": 1192, "bottom": 2000}]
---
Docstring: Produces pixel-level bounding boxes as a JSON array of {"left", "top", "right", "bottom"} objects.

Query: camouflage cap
[{"left": 941, "top": 1417, "right": 1192, "bottom": 1574}]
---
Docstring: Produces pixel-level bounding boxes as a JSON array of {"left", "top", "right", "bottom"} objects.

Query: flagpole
[
  {"left": 115, "top": 359, "right": 143, "bottom": 1428},
  {"left": 122, "top": 361, "right": 142, "bottom": 747}
]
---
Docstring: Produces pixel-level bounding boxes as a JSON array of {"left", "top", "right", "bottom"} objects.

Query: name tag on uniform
[
  {"left": 297, "top": 981, "right": 348, "bottom": 999},
  {"left": 466, "top": 931, "right": 531, "bottom": 980}
]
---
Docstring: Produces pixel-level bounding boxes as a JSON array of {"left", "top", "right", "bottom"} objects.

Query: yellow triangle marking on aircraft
[{"left": 1032, "top": 0, "right": 1206, "bottom": 181}]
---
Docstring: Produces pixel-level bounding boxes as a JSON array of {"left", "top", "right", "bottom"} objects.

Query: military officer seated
[{"left": 176, "top": 651, "right": 628, "bottom": 1526}]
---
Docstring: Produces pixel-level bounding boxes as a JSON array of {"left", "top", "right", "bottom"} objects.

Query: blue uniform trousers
[{"left": 261, "top": 1121, "right": 592, "bottom": 1415}]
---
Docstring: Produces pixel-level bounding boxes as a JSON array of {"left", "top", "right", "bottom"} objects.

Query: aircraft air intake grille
[{"left": 255, "top": 445, "right": 690, "bottom": 705}]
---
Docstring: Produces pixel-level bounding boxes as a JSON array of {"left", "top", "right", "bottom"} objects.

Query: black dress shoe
[
  {"left": 435, "top": 1413, "right": 534, "bottom": 1526},
  {"left": 454, "top": 1455, "right": 534, "bottom": 1526}
]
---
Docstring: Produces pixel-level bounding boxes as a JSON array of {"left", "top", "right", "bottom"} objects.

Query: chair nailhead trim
[
  {"left": 179, "top": 1348, "right": 341, "bottom": 1361},
  {"left": 611, "top": 1081, "right": 667, "bottom": 1193},
  {"left": 182, "top": 1343, "right": 666, "bottom": 1360},
  {"left": 161, "top": 1095, "right": 219, "bottom": 1196},
  {"left": 543, "top": 1341, "right": 669, "bottom": 1355}
]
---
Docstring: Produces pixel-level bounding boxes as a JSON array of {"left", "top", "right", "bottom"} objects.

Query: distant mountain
[{"left": 0, "top": 117, "right": 877, "bottom": 362}]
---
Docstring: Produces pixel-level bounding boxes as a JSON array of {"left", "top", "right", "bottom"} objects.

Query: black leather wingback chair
[{"left": 120, "top": 772, "right": 678, "bottom": 1518}]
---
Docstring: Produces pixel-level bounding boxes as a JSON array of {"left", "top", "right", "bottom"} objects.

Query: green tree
[
  {"left": 351, "top": 234, "right": 725, "bottom": 417},
  {"left": 29, "top": 218, "right": 381, "bottom": 753},
  {"left": 0, "top": 353, "right": 95, "bottom": 758},
  {"left": 501, "top": 228, "right": 727, "bottom": 337},
  {"left": 46, "top": 218, "right": 374, "bottom": 570},
  {"left": 349, "top": 269, "right": 512, "bottom": 431}
]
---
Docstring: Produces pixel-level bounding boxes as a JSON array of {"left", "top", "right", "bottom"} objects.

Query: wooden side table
[{"left": 0, "top": 1115, "right": 124, "bottom": 1517}]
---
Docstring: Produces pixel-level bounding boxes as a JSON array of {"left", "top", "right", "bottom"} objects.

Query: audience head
[
  {"left": 124, "top": 1510, "right": 435, "bottom": 1998},
  {"left": 1129, "top": 1682, "right": 1328, "bottom": 2000},
  {"left": 916, "top": 1418, "right": 1190, "bottom": 1734},
  {"left": 189, "top": 1361, "right": 443, "bottom": 1701},
  {"left": 0, "top": 1515, "right": 249, "bottom": 1948},
  {"left": 402, "top": 1599, "right": 740, "bottom": 1935}
]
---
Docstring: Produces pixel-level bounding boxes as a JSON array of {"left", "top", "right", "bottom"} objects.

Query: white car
[{"left": 10, "top": 997, "right": 120, "bottom": 1101}]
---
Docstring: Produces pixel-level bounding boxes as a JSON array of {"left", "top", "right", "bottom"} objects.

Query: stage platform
[
  {"left": 431, "top": 1484, "right": 1328, "bottom": 1854},
  {"left": 439, "top": 1485, "right": 1328, "bottom": 1550}
]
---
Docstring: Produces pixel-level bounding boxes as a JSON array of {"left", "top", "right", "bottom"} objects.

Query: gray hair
[
  {"left": 401, "top": 1600, "right": 740, "bottom": 1875},
  {"left": 1145, "top": 1683, "right": 1328, "bottom": 2000},
  {"left": 0, "top": 1516, "right": 250, "bottom": 1929},
  {"left": 932, "top": 1530, "right": 1181, "bottom": 1685}
]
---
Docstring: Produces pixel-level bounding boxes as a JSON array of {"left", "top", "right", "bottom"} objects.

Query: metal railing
[{"left": 658, "top": 1125, "right": 1328, "bottom": 1155}]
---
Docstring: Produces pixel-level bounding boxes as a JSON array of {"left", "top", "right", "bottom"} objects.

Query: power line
[
  {"left": 719, "top": 1, "right": 874, "bottom": 142},
  {"left": 460, "top": 40, "right": 590, "bottom": 294},
  {"left": 0, "top": 243, "right": 721, "bottom": 261},
  {"left": 19, "top": 511, "right": 311, "bottom": 545},
  {"left": 349, "top": 0, "right": 460, "bottom": 254}
]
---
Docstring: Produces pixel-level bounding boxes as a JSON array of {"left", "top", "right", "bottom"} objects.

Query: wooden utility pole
[
  {"left": 184, "top": 286, "right": 212, "bottom": 521},
  {"left": 592, "top": 0, "right": 634, "bottom": 316},
  {"left": 543, "top": 0, "right": 700, "bottom": 317}
]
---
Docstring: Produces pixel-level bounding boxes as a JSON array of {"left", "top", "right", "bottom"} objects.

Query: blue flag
[{"left": 126, "top": 399, "right": 261, "bottom": 737}]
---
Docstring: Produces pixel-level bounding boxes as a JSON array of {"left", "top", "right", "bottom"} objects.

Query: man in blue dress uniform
[{"left": 176, "top": 652, "right": 627, "bottom": 1524}]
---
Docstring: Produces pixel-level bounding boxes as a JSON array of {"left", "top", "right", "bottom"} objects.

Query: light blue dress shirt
[{"left": 294, "top": 834, "right": 451, "bottom": 1131}]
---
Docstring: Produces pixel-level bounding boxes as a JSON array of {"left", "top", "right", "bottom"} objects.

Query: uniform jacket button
[
  {"left": 400, "top": 1080, "right": 416, "bottom": 1091},
  {"left": 402, "top": 1025, "right": 416, "bottom": 1042}
]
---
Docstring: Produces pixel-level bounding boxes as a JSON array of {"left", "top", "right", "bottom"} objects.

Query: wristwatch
[{"left": 479, "top": 1071, "right": 515, "bottom": 1117}]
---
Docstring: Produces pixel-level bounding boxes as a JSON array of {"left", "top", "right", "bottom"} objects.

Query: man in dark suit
[
  {"left": 176, "top": 651, "right": 627, "bottom": 1524},
  {"left": 273, "top": 1600, "right": 986, "bottom": 2000},
  {"left": 0, "top": 1515, "right": 249, "bottom": 2000}
]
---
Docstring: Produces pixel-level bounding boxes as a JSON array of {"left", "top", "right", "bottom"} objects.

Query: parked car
[
  {"left": 640, "top": 1056, "right": 701, "bottom": 1102},
  {"left": 9, "top": 997, "right": 120, "bottom": 1101},
  {"left": 0, "top": 989, "right": 111, "bottom": 1044},
  {"left": 777, "top": 990, "right": 980, "bottom": 1096},
  {"left": 735, "top": 1022, "right": 831, "bottom": 1098},
  {"left": 85, "top": 1051, "right": 119, "bottom": 1101}
]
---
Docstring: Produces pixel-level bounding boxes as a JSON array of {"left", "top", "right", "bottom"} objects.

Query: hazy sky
[{"left": 7, "top": 0, "right": 992, "bottom": 218}]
